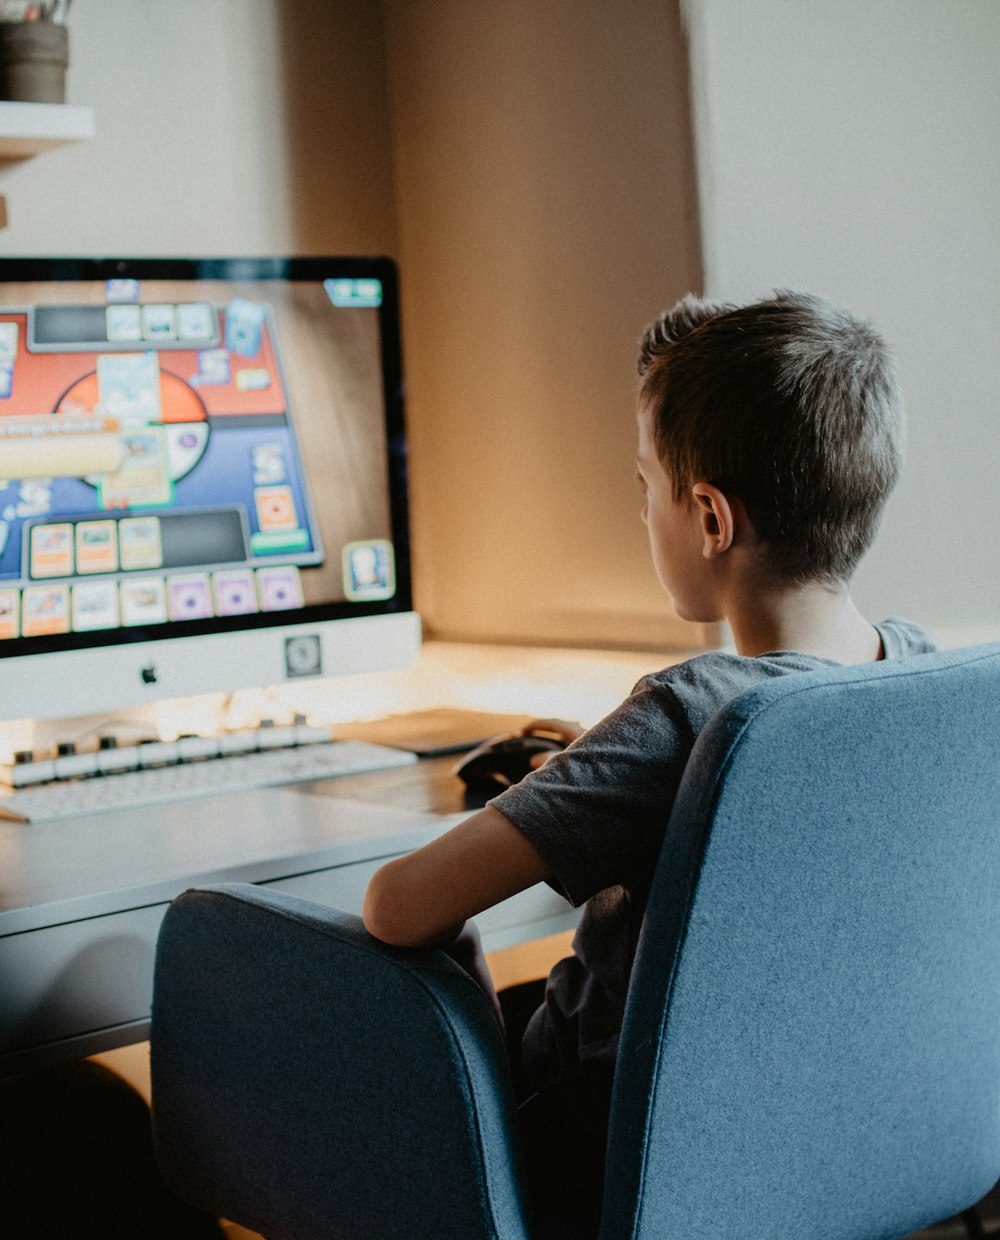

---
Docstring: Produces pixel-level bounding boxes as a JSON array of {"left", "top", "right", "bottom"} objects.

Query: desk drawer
[
  {"left": 0, "top": 902, "right": 165, "bottom": 1058},
  {"left": 0, "top": 858, "right": 577, "bottom": 1067},
  {"left": 0, "top": 866, "right": 393, "bottom": 1062}
]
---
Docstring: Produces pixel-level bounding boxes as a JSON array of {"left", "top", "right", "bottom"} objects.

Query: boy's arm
[{"left": 362, "top": 804, "right": 552, "bottom": 948}]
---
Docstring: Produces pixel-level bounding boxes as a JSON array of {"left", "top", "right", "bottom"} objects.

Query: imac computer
[{"left": 0, "top": 256, "right": 420, "bottom": 725}]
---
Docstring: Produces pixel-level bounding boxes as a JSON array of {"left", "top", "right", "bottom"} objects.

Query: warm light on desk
[
  {"left": 275, "top": 640, "right": 691, "bottom": 730},
  {"left": 0, "top": 640, "right": 698, "bottom": 761}
]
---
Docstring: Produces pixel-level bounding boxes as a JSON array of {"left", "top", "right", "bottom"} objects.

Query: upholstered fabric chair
[{"left": 151, "top": 643, "right": 1000, "bottom": 1239}]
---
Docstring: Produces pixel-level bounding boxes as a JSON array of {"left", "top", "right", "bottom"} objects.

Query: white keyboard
[{"left": 0, "top": 741, "right": 417, "bottom": 824}]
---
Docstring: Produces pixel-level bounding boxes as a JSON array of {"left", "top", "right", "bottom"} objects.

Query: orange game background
[{"left": 0, "top": 310, "right": 288, "bottom": 422}]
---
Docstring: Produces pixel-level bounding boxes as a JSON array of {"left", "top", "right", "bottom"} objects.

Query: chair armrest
[{"left": 151, "top": 883, "right": 532, "bottom": 1240}]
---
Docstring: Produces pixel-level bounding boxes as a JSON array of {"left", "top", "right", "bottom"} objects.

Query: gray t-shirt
[{"left": 491, "top": 618, "right": 938, "bottom": 1109}]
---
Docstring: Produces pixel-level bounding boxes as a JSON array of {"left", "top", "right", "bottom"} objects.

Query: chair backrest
[
  {"left": 601, "top": 644, "right": 1000, "bottom": 1240},
  {"left": 152, "top": 886, "right": 533, "bottom": 1240}
]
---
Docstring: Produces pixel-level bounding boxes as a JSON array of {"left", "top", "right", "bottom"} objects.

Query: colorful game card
[
  {"left": 256, "top": 565, "right": 304, "bottom": 612},
  {"left": 255, "top": 486, "right": 298, "bottom": 532},
  {"left": 17, "top": 480, "right": 52, "bottom": 519},
  {"left": 97, "top": 351, "right": 162, "bottom": 425},
  {"left": 0, "top": 588, "right": 20, "bottom": 639},
  {"left": 167, "top": 573, "right": 213, "bottom": 621},
  {"left": 235, "top": 368, "right": 271, "bottom": 392},
  {"left": 141, "top": 304, "right": 177, "bottom": 342},
  {"left": 343, "top": 540, "right": 396, "bottom": 601},
  {"left": 119, "top": 577, "right": 168, "bottom": 627},
  {"left": 72, "top": 580, "right": 119, "bottom": 631},
  {"left": 212, "top": 569, "right": 258, "bottom": 616},
  {"left": 191, "top": 348, "right": 230, "bottom": 387},
  {"left": 252, "top": 443, "right": 286, "bottom": 485},
  {"left": 105, "top": 278, "right": 140, "bottom": 303},
  {"left": 75, "top": 520, "right": 119, "bottom": 574},
  {"left": 177, "top": 303, "right": 215, "bottom": 341},
  {"left": 22, "top": 584, "right": 70, "bottom": 636},
  {"left": 106, "top": 304, "right": 143, "bottom": 343},
  {"left": 98, "top": 429, "right": 172, "bottom": 508},
  {"left": 325, "top": 277, "right": 382, "bottom": 308},
  {"left": 225, "top": 299, "right": 265, "bottom": 358},
  {"left": 118, "top": 516, "right": 163, "bottom": 570},
  {"left": 29, "top": 522, "right": 74, "bottom": 579},
  {"left": 0, "top": 322, "right": 17, "bottom": 364},
  {"left": 0, "top": 322, "right": 17, "bottom": 399}
]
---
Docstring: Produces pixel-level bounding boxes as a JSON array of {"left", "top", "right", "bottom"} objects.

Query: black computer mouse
[{"left": 454, "top": 730, "right": 566, "bottom": 795}]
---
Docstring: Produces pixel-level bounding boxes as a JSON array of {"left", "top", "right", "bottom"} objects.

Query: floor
[{"left": 219, "top": 1222, "right": 262, "bottom": 1240}]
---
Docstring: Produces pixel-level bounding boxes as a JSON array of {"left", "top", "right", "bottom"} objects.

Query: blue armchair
[{"left": 151, "top": 643, "right": 1000, "bottom": 1239}]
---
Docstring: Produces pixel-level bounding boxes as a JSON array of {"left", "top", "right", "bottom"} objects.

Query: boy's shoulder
[
  {"left": 875, "top": 616, "right": 939, "bottom": 658},
  {"left": 630, "top": 617, "right": 937, "bottom": 733},
  {"left": 632, "top": 648, "right": 828, "bottom": 737},
  {"left": 637, "top": 644, "right": 836, "bottom": 696}
]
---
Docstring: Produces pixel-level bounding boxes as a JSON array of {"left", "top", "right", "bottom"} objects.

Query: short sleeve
[
  {"left": 489, "top": 678, "right": 694, "bottom": 907},
  {"left": 876, "top": 617, "right": 939, "bottom": 658}
]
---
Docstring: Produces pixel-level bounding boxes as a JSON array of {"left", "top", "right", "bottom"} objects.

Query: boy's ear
[{"left": 690, "top": 482, "right": 736, "bottom": 559}]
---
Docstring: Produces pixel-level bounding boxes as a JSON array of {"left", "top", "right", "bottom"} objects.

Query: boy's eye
[{"left": 635, "top": 468, "right": 647, "bottom": 491}]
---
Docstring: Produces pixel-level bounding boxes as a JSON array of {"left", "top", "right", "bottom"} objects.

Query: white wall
[
  {"left": 685, "top": 0, "right": 1000, "bottom": 639},
  {"left": 0, "top": 0, "right": 397, "bottom": 255}
]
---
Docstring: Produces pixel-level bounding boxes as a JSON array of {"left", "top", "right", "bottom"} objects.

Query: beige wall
[
  {"left": 385, "top": 0, "right": 708, "bottom": 649},
  {"left": 1, "top": 1, "right": 710, "bottom": 652},
  {"left": 685, "top": 0, "right": 1000, "bottom": 641}
]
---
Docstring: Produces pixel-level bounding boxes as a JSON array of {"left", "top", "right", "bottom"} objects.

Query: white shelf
[{"left": 0, "top": 101, "right": 94, "bottom": 158}]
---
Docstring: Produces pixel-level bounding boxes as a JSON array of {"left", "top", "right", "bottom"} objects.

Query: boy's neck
[{"left": 726, "top": 580, "right": 883, "bottom": 664}]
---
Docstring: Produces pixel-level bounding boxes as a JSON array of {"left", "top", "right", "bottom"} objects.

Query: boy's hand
[{"left": 521, "top": 718, "right": 584, "bottom": 769}]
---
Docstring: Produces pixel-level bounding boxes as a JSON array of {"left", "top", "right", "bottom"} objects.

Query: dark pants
[
  {"left": 0, "top": 1060, "right": 224, "bottom": 1240},
  {"left": 499, "top": 979, "right": 607, "bottom": 1240}
]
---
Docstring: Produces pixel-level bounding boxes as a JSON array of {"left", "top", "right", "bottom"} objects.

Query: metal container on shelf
[{"left": 0, "top": 21, "right": 68, "bottom": 104}]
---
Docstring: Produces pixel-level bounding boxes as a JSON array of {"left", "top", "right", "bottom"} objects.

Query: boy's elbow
[{"left": 362, "top": 859, "right": 421, "bottom": 947}]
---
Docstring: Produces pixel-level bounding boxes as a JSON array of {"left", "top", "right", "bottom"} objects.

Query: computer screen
[{"left": 0, "top": 257, "right": 419, "bottom": 723}]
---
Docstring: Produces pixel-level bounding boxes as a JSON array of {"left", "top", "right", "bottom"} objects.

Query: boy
[{"left": 363, "top": 291, "right": 936, "bottom": 1234}]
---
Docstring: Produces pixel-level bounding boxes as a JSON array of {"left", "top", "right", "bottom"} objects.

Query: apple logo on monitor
[{"left": 141, "top": 664, "right": 158, "bottom": 685}]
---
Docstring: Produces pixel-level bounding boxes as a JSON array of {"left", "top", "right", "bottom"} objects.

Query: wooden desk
[{"left": 0, "top": 756, "right": 577, "bottom": 1075}]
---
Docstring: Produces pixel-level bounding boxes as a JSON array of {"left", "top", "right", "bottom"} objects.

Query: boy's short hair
[{"left": 637, "top": 291, "right": 904, "bottom": 584}]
